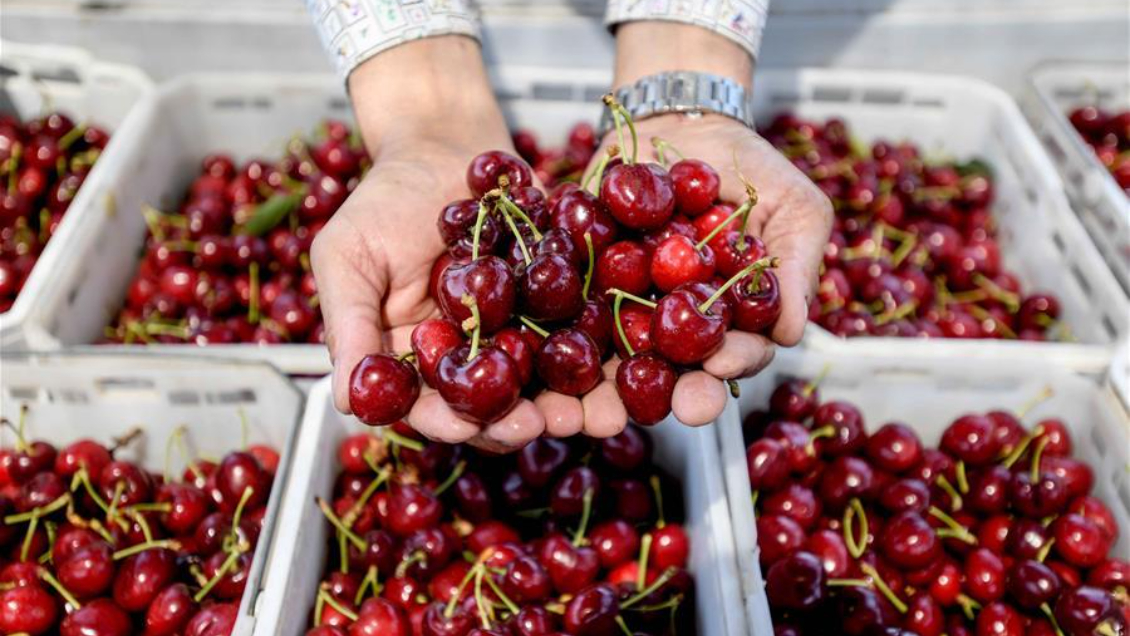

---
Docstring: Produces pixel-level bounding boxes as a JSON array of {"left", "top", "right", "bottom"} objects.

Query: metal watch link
[{"left": 598, "top": 71, "right": 755, "bottom": 137}]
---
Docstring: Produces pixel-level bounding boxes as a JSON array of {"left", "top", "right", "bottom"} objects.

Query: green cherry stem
[
  {"left": 463, "top": 294, "right": 482, "bottom": 361},
  {"left": 583, "top": 145, "right": 620, "bottom": 195},
  {"left": 637, "top": 533, "right": 653, "bottom": 591},
  {"left": 470, "top": 201, "right": 490, "bottom": 261},
  {"left": 248, "top": 262, "right": 261, "bottom": 325},
  {"left": 694, "top": 200, "right": 752, "bottom": 251},
  {"left": 354, "top": 565, "right": 380, "bottom": 606},
  {"left": 842, "top": 497, "right": 869, "bottom": 559},
  {"left": 571, "top": 488, "right": 596, "bottom": 546},
  {"left": 518, "top": 315, "right": 550, "bottom": 338},
  {"left": 698, "top": 257, "right": 781, "bottom": 314},
  {"left": 650, "top": 137, "right": 685, "bottom": 167},
  {"left": 955, "top": 460, "right": 970, "bottom": 495},
  {"left": 39, "top": 569, "right": 82, "bottom": 610},
  {"left": 928, "top": 506, "right": 977, "bottom": 545},
  {"left": 621, "top": 567, "right": 677, "bottom": 609},
  {"left": 612, "top": 293, "right": 634, "bottom": 358},
  {"left": 934, "top": 475, "right": 964, "bottom": 512},
  {"left": 433, "top": 461, "right": 467, "bottom": 497},
  {"left": 500, "top": 204, "right": 532, "bottom": 265},
  {"left": 495, "top": 195, "right": 543, "bottom": 241},
  {"left": 319, "top": 589, "right": 359, "bottom": 622},
  {"left": 1030, "top": 435, "right": 1052, "bottom": 483},
  {"left": 605, "top": 288, "right": 658, "bottom": 309},
  {"left": 650, "top": 475, "right": 668, "bottom": 529},
  {"left": 582, "top": 232, "right": 595, "bottom": 300},
  {"left": 112, "top": 539, "right": 180, "bottom": 561},
  {"left": 1040, "top": 603, "right": 1068, "bottom": 636},
  {"left": 484, "top": 573, "right": 520, "bottom": 615},
  {"left": 1016, "top": 386, "right": 1055, "bottom": 419},
  {"left": 4, "top": 493, "right": 70, "bottom": 524},
  {"left": 859, "top": 562, "right": 908, "bottom": 614},
  {"left": 317, "top": 498, "right": 366, "bottom": 551}
]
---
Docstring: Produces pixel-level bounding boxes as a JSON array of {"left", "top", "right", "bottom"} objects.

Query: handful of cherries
[
  {"left": 0, "top": 111, "right": 111, "bottom": 313},
  {"left": 744, "top": 376, "right": 1128, "bottom": 636},
  {"left": 0, "top": 408, "right": 279, "bottom": 636},
  {"left": 1068, "top": 106, "right": 1130, "bottom": 195},
  {"left": 305, "top": 423, "right": 692, "bottom": 636},
  {"left": 763, "top": 114, "right": 1066, "bottom": 341},
  {"left": 103, "top": 119, "right": 368, "bottom": 346},
  {"left": 511, "top": 122, "right": 599, "bottom": 189},
  {"left": 350, "top": 96, "right": 782, "bottom": 427}
]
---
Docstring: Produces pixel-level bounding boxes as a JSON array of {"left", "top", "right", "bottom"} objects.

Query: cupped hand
[{"left": 547, "top": 113, "right": 832, "bottom": 437}]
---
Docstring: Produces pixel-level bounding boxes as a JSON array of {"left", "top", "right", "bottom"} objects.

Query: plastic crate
[
  {"left": 1027, "top": 61, "right": 1130, "bottom": 295},
  {"left": 715, "top": 348, "right": 1130, "bottom": 634},
  {"left": 254, "top": 376, "right": 748, "bottom": 636},
  {"left": 750, "top": 68, "right": 1128, "bottom": 373},
  {"left": 0, "top": 352, "right": 305, "bottom": 636},
  {"left": 0, "top": 41, "right": 150, "bottom": 351}
]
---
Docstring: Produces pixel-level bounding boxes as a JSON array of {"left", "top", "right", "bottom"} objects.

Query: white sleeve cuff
[
  {"left": 604, "top": 0, "right": 769, "bottom": 59},
  {"left": 306, "top": 0, "right": 481, "bottom": 80}
]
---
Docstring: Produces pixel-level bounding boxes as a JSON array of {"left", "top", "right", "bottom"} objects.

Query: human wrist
[
  {"left": 613, "top": 22, "right": 754, "bottom": 91},
  {"left": 348, "top": 36, "right": 507, "bottom": 158}
]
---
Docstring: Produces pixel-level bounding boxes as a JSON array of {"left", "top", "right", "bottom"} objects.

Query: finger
[
  {"left": 581, "top": 360, "right": 628, "bottom": 438},
  {"left": 405, "top": 392, "right": 481, "bottom": 444},
  {"left": 702, "top": 331, "right": 776, "bottom": 379},
  {"left": 468, "top": 399, "right": 546, "bottom": 453},
  {"left": 672, "top": 371, "right": 728, "bottom": 427},
  {"left": 311, "top": 220, "right": 387, "bottom": 414},
  {"left": 536, "top": 392, "right": 585, "bottom": 438}
]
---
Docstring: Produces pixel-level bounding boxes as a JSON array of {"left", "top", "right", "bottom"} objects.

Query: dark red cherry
[
  {"left": 615, "top": 353, "right": 676, "bottom": 425},
  {"left": 57, "top": 541, "right": 114, "bottom": 598},
  {"left": 766, "top": 550, "right": 825, "bottom": 610},
  {"left": 550, "top": 466, "right": 600, "bottom": 518},
  {"left": 964, "top": 548, "right": 1006, "bottom": 604},
  {"left": 806, "top": 529, "right": 850, "bottom": 577},
  {"left": 574, "top": 298, "right": 614, "bottom": 356},
  {"left": 763, "top": 485, "right": 822, "bottom": 530},
  {"left": 811, "top": 401, "right": 866, "bottom": 457},
  {"left": 728, "top": 269, "right": 782, "bottom": 333},
  {"left": 501, "top": 555, "right": 552, "bottom": 604},
  {"left": 669, "top": 159, "right": 720, "bottom": 216},
  {"left": 385, "top": 484, "right": 441, "bottom": 537},
  {"left": 435, "top": 344, "right": 522, "bottom": 424},
  {"left": 975, "top": 602, "right": 1025, "bottom": 636},
  {"left": 1054, "top": 587, "right": 1127, "bottom": 636},
  {"left": 1007, "top": 559, "right": 1060, "bottom": 610},
  {"left": 746, "top": 438, "right": 790, "bottom": 492},
  {"left": 649, "top": 235, "right": 715, "bottom": 293},
  {"left": 769, "top": 379, "right": 819, "bottom": 421},
  {"left": 611, "top": 303, "right": 653, "bottom": 359},
  {"left": 1052, "top": 513, "right": 1110, "bottom": 568},
  {"left": 466, "top": 150, "right": 533, "bottom": 197},
  {"left": 940, "top": 414, "right": 1000, "bottom": 465},
  {"left": 865, "top": 423, "right": 922, "bottom": 473},
  {"left": 0, "top": 583, "right": 58, "bottom": 635},
  {"left": 437, "top": 256, "right": 516, "bottom": 335},
  {"left": 492, "top": 327, "right": 535, "bottom": 385},
  {"left": 54, "top": 439, "right": 112, "bottom": 479},
  {"left": 145, "top": 583, "right": 198, "bottom": 636},
  {"left": 600, "top": 163, "right": 675, "bottom": 231},
  {"left": 817, "top": 456, "right": 874, "bottom": 511},
  {"left": 1010, "top": 469, "right": 1068, "bottom": 518},
  {"left": 594, "top": 240, "right": 651, "bottom": 296},
  {"left": 757, "top": 513, "right": 806, "bottom": 567},
  {"left": 61, "top": 598, "right": 133, "bottom": 636},
  {"left": 880, "top": 511, "right": 940, "bottom": 570},
  {"left": 563, "top": 583, "right": 619, "bottom": 636},
  {"left": 520, "top": 254, "right": 583, "bottom": 321},
  {"left": 535, "top": 329, "right": 602, "bottom": 396},
  {"left": 113, "top": 547, "right": 177, "bottom": 611},
  {"left": 650, "top": 288, "right": 725, "bottom": 365},
  {"left": 215, "top": 450, "right": 269, "bottom": 512},
  {"left": 411, "top": 319, "right": 464, "bottom": 388},
  {"left": 550, "top": 189, "right": 619, "bottom": 255}
]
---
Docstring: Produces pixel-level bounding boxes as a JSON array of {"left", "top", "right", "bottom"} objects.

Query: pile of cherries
[
  {"left": 0, "top": 111, "right": 110, "bottom": 313},
  {"left": 103, "top": 119, "right": 369, "bottom": 345},
  {"left": 350, "top": 96, "right": 782, "bottom": 427},
  {"left": 0, "top": 410, "right": 279, "bottom": 636},
  {"left": 762, "top": 114, "right": 1066, "bottom": 341},
  {"left": 512, "top": 122, "right": 598, "bottom": 189},
  {"left": 1068, "top": 106, "right": 1130, "bottom": 194},
  {"left": 305, "top": 423, "right": 692, "bottom": 636},
  {"left": 743, "top": 376, "right": 1128, "bottom": 636}
]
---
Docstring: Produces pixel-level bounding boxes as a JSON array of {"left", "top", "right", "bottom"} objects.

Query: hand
[{"left": 312, "top": 37, "right": 546, "bottom": 452}]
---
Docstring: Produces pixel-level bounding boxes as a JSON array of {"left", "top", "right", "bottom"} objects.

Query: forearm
[
  {"left": 613, "top": 22, "right": 754, "bottom": 90},
  {"left": 347, "top": 36, "right": 508, "bottom": 160}
]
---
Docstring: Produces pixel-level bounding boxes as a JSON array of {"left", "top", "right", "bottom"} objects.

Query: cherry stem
[
  {"left": 928, "top": 506, "right": 977, "bottom": 544},
  {"left": 473, "top": 566, "right": 490, "bottom": 629},
  {"left": 470, "top": 201, "right": 490, "bottom": 261},
  {"left": 637, "top": 533, "right": 653, "bottom": 591},
  {"left": 484, "top": 573, "right": 520, "bottom": 615},
  {"left": 1001, "top": 429, "right": 1037, "bottom": 469},
  {"left": 956, "top": 594, "right": 982, "bottom": 621},
  {"left": 699, "top": 257, "right": 780, "bottom": 314},
  {"left": 612, "top": 293, "right": 635, "bottom": 358},
  {"left": 650, "top": 475, "right": 667, "bottom": 529},
  {"left": 105, "top": 481, "right": 126, "bottom": 525},
  {"left": 955, "top": 460, "right": 970, "bottom": 494},
  {"left": 842, "top": 498, "right": 869, "bottom": 559},
  {"left": 750, "top": 489, "right": 760, "bottom": 511},
  {"left": 337, "top": 530, "right": 349, "bottom": 574},
  {"left": 5, "top": 143, "right": 21, "bottom": 194},
  {"left": 445, "top": 559, "right": 481, "bottom": 617},
  {"left": 1036, "top": 537, "right": 1056, "bottom": 563},
  {"left": 4, "top": 493, "right": 69, "bottom": 524},
  {"left": 929, "top": 474, "right": 961, "bottom": 512},
  {"left": 1040, "top": 603, "right": 1068, "bottom": 636},
  {"left": 650, "top": 137, "right": 685, "bottom": 167},
  {"left": 248, "top": 262, "right": 261, "bottom": 325},
  {"left": 354, "top": 565, "right": 380, "bottom": 606},
  {"left": 972, "top": 273, "right": 1021, "bottom": 312},
  {"left": 112, "top": 539, "right": 179, "bottom": 561},
  {"left": 228, "top": 486, "right": 255, "bottom": 547},
  {"left": 603, "top": 94, "right": 637, "bottom": 164},
  {"left": 500, "top": 204, "right": 533, "bottom": 265},
  {"left": 859, "top": 562, "right": 908, "bottom": 614},
  {"left": 20, "top": 515, "right": 38, "bottom": 562},
  {"left": 606, "top": 288, "right": 658, "bottom": 309},
  {"left": 317, "top": 497, "right": 366, "bottom": 550},
  {"left": 58, "top": 123, "right": 87, "bottom": 151},
  {"left": 1030, "top": 435, "right": 1052, "bottom": 483},
  {"left": 1016, "top": 386, "right": 1055, "bottom": 419},
  {"left": 380, "top": 429, "right": 424, "bottom": 453},
  {"left": 582, "top": 145, "right": 620, "bottom": 195},
  {"left": 124, "top": 509, "right": 154, "bottom": 544},
  {"left": 827, "top": 578, "right": 872, "bottom": 587},
  {"left": 463, "top": 294, "right": 483, "bottom": 361},
  {"left": 571, "top": 488, "right": 596, "bottom": 546},
  {"left": 518, "top": 315, "right": 550, "bottom": 338},
  {"left": 344, "top": 468, "right": 391, "bottom": 528},
  {"left": 621, "top": 567, "right": 677, "bottom": 609},
  {"left": 319, "top": 589, "right": 359, "bottom": 622},
  {"left": 433, "top": 461, "right": 466, "bottom": 497},
  {"left": 394, "top": 550, "right": 426, "bottom": 579},
  {"left": 39, "top": 568, "right": 82, "bottom": 609},
  {"left": 694, "top": 200, "right": 752, "bottom": 251},
  {"left": 890, "top": 232, "right": 918, "bottom": 268},
  {"left": 1096, "top": 622, "right": 1121, "bottom": 636},
  {"left": 12, "top": 405, "right": 29, "bottom": 452},
  {"left": 495, "top": 195, "right": 543, "bottom": 241},
  {"left": 582, "top": 233, "right": 595, "bottom": 300},
  {"left": 804, "top": 365, "right": 832, "bottom": 398}
]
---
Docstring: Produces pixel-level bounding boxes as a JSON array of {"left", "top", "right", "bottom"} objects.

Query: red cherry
[
  {"left": 669, "top": 159, "right": 721, "bottom": 216},
  {"left": 615, "top": 353, "right": 676, "bottom": 425},
  {"left": 865, "top": 423, "right": 922, "bottom": 473},
  {"left": 649, "top": 234, "right": 715, "bottom": 292},
  {"left": 594, "top": 240, "right": 651, "bottom": 296},
  {"left": 466, "top": 150, "right": 533, "bottom": 197},
  {"left": 600, "top": 163, "right": 675, "bottom": 230},
  {"left": 535, "top": 329, "right": 602, "bottom": 396},
  {"left": 649, "top": 524, "right": 689, "bottom": 570},
  {"left": 975, "top": 602, "right": 1025, "bottom": 636},
  {"left": 437, "top": 256, "right": 516, "bottom": 335},
  {"left": 964, "top": 548, "right": 1006, "bottom": 604},
  {"left": 145, "top": 583, "right": 199, "bottom": 636},
  {"left": 349, "top": 353, "right": 422, "bottom": 425},
  {"left": 0, "top": 583, "right": 57, "bottom": 635},
  {"left": 520, "top": 254, "right": 584, "bottom": 322},
  {"left": 112, "top": 547, "right": 177, "bottom": 611},
  {"left": 650, "top": 288, "right": 725, "bottom": 365},
  {"left": 563, "top": 583, "right": 619, "bottom": 635},
  {"left": 1051, "top": 513, "right": 1110, "bottom": 568}
]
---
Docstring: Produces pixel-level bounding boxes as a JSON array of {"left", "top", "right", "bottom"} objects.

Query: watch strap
[{"left": 598, "top": 71, "right": 755, "bottom": 138}]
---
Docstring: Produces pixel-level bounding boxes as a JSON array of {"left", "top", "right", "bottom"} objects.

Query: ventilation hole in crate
[
  {"left": 1071, "top": 265, "right": 1093, "bottom": 296},
  {"left": 532, "top": 84, "right": 574, "bottom": 101},
  {"left": 212, "top": 97, "right": 247, "bottom": 110},
  {"left": 769, "top": 92, "right": 800, "bottom": 108},
  {"left": 327, "top": 97, "right": 349, "bottom": 111},
  {"left": 249, "top": 97, "right": 272, "bottom": 110},
  {"left": 96, "top": 377, "right": 154, "bottom": 391},
  {"left": 58, "top": 389, "right": 89, "bottom": 404},
  {"left": 31, "top": 68, "right": 80, "bottom": 84},
  {"left": 7, "top": 387, "right": 38, "bottom": 402},
  {"left": 861, "top": 89, "right": 905, "bottom": 105},
  {"left": 583, "top": 86, "right": 608, "bottom": 102},
  {"left": 168, "top": 390, "right": 202, "bottom": 405},
  {"left": 811, "top": 86, "right": 852, "bottom": 103},
  {"left": 211, "top": 389, "right": 256, "bottom": 405}
]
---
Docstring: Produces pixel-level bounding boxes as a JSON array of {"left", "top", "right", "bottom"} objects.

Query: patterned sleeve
[
  {"left": 604, "top": 0, "right": 770, "bottom": 59},
  {"left": 306, "top": 0, "right": 481, "bottom": 79}
]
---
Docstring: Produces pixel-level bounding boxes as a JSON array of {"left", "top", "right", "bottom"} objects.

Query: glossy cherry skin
[
  {"left": 760, "top": 421, "right": 818, "bottom": 474},
  {"left": 669, "top": 159, "right": 720, "bottom": 216},
  {"left": 817, "top": 456, "right": 874, "bottom": 511},
  {"left": 502, "top": 555, "right": 552, "bottom": 604},
  {"left": 1006, "top": 559, "right": 1060, "bottom": 610},
  {"left": 541, "top": 534, "right": 600, "bottom": 594},
  {"left": 1070, "top": 495, "right": 1120, "bottom": 543},
  {"left": 649, "top": 523, "right": 690, "bottom": 570},
  {"left": 54, "top": 439, "right": 112, "bottom": 479},
  {"left": 837, "top": 586, "right": 900, "bottom": 636},
  {"left": 385, "top": 483, "right": 442, "bottom": 537},
  {"left": 550, "top": 189, "right": 619, "bottom": 255},
  {"left": 437, "top": 256, "right": 516, "bottom": 335},
  {"left": 865, "top": 423, "right": 922, "bottom": 473},
  {"left": 466, "top": 150, "right": 533, "bottom": 197},
  {"left": 517, "top": 438, "right": 571, "bottom": 487},
  {"left": 1052, "top": 513, "right": 1110, "bottom": 568},
  {"left": 880, "top": 511, "right": 940, "bottom": 570},
  {"left": 550, "top": 466, "right": 600, "bottom": 518},
  {"left": 1055, "top": 587, "right": 1127, "bottom": 636},
  {"left": 650, "top": 289, "right": 725, "bottom": 365},
  {"left": 904, "top": 593, "right": 944, "bottom": 636},
  {"left": 769, "top": 379, "right": 819, "bottom": 422},
  {"left": 411, "top": 319, "right": 464, "bottom": 388},
  {"left": 975, "top": 602, "right": 1025, "bottom": 636},
  {"left": 215, "top": 450, "right": 270, "bottom": 512},
  {"left": 939, "top": 414, "right": 1000, "bottom": 465},
  {"left": 965, "top": 465, "right": 1011, "bottom": 514},
  {"left": 520, "top": 253, "right": 584, "bottom": 321},
  {"left": 509, "top": 606, "right": 559, "bottom": 636},
  {"left": 594, "top": 240, "right": 651, "bottom": 296},
  {"left": 564, "top": 583, "right": 620, "bottom": 636},
  {"left": 650, "top": 234, "right": 715, "bottom": 292},
  {"left": 964, "top": 548, "right": 1006, "bottom": 604},
  {"left": 144, "top": 583, "right": 198, "bottom": 636},
  {"left": 615, "top": 353, "right": 676, "bottom": 425},
  {"left": 435, "top": 344, "right": 522, "bottom": 423},
  {"left": 57, "top": 542, "right": 114, "bottom": 598},
  {"left": 766, "top": 550, "right": 825, "bottom": 610},
  {"left": 746, "top": 438, "right": 790, "bottom": 492},
  {"left": 600, "top": 162, "right": 675, "bottom": 231},
  {"left": 492, "top": 327, "right": 535, "bottom": 386},
  {"left": 811, "top": 401, "right": 867, "bottom": 457},
  {"left": 438, "top": 199, "right": 488, "bottom": 245},
  {"left": 535, "top": 329, "right": 602, "bottom": 396},
  {"left": 113, "top": 547, "right": 177, "bottom": 611},
  {"left": 0, "top": 584, "right": 57, "bottom": 635},
  {"left": 728, "top": 269, "right": 782, "bottom": 333},
  {"left": 185, "top": 603, "right": 240, "bottom": 636},
  {"left": 1010, "top": 469, "right": 1069, "bottom": 519},
  {"left": 757, "top": 513, "right": 806, "bottom": 567},
  {"left": 60, "top": 598, "right": 133, "bottom": 636}
]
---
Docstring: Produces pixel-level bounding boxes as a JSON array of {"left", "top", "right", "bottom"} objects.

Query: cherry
[
  {"left": 766, "top": 550, "right": 825, "bottom": 610},
  {"left": 510, "top": 605, "right": 559, "bottom": 636},
  {"left": 19, "top": 471, "right": 66, "bottom": 510},
  {"left": 54, "top": 439, "right": 112, "bottom": 479},
  {"left": 669, "top": 159, "right": 720, "bottom": 216},
  {"left": 600, "top": 162, "right": 675, "bottom": 230},
  {"left": 1070, "top": 496, "right": 1120, "bottom": 544},
  {"left": 60, "top": 598, "right": 133, "bottom": 636},
  {"left": 904, "top": 593, "right": 944, "bottom": 636},
  {"left": 975, "top": 602, "right": 1025, "bottom": 636},
  {"left": 435, "top": 344, "right": 522, "bottom": 423},
  {"left": 215, "top": 450, "right": 269, "bottom": 512},
  {"left": 611, "top": 303, "right": 653, "bottom": 359},
  {"left": 574, "top": 298, "right": 614, "bottom": 356},
  {"left": 1055, "top": 587, "right": 1127, "bottom": 636},
  {"left": 757, "top": 513, "right": 806, "bottom": 566},
  {"left": 4, "top": 440, "right": 56, "bottom": 483},
  {"left": 535, "top": 328, "right": 602, "bottom": 396},
  {"left": 438, "top": 256, "right": 516, "bottom": 335},
  {"left": 879, "top": 478, "right": 931, "bottom": 514},
  {"left": 964, "top": 547, "right": 1006, "bottom": 603},
  {"left": 99, "top": 460, "right": 153, "bottom": 506},
  {"left": 964, "top": 465, "right": 1011, "bottom": 515},
  {"left": 594, "top": 240, "right": 651, "bottom": 296},
  {"left": 0, "top": 583, "right": 57, "bottom": 635},
  {"left": 649, "top": 234, "right": 715, "bottom": 292},
  {"left": 156, "top": 482, "right": 209, "bottom": 534},
  {"left": 113, "top": 546, "right": 177, "bottom": 611},
  {"left": 57, "top": 542, "right": 114, "bottom": 598},
  {"left": 145, "top": 583, "right": 198, "bottom": 636},
  {"left": 520, "top": 253, "right": 584, "bottom": 321},
  {"left": 536, "top": 227, "right": 583, "bottom": 267},
  {"left": 1006, "top": 559, "right": 1060, "bottom": 610},
  {"left": 746, "top": 438, "right": 790, "bottom": 492},
  {"left": 837, "top": 586, "right": 900, "bottom": 636},
  {"left": 1041, "top": 456, "right": 1093, "bottom": 501},
  {"left": 1052, "top": 513, "right": 1110, "bottom": 568},
  {"left": 609, "top": 478, "right": 653, "bottom": 522},
  {"left": 563, "top": 583, "right": 620, "bottom": 635},
  {"left": 649, "top": 524, "right": 690, "bottom": 570},
  {"left": 183, "top": 602, "right": 239, "bottom": 636},
  {"left": 728, "top": 269, "right": 782, "bottom": 333},
  {"left": 551, "top": 466, "right": 600, "bottom": 517},
  {"left": 411, "top": 319, "right": 464, "bottom": 388},
  {"left": 1088, "top": 558, "right": 1130, "bottom": 590},
  {"left": 760, "top": 421, "right": 819, "bottom": 474},
  {"left": 650, "top": 288, "right": 725, "bottom": 364},
  {"left": 516, "top": 438, "right": 570, "bottom": 487},
  {"left": 492, "top": 327, "right": 535, "bottom": 385},
  {"left": 615, "top": 353, "right": 676, "bottom": 425},
  {"left": 551, "top": 189, "right": 619, "bottom": 255},
  {"left": 817, "top": 456, "right": 874, "bottom": 511},
  {"left": 502, "top": 555, "right": 553, "bottom": 603},
  {"left": 466, "top": 150, "right": 533, "bottom": 197},
  {"left": 1033, "top": 418, "right": 1073, "bottom": 456},
  {"left": 1010, "top": 469, "right": 1068, "bottom": 518},
  {"left": 599, "top": 427, "right": 649, "bottom": 472},
  {"left": 865, "top": 423, "right": 922, "bottom": 473},
  {"left": 349, "top": 353, "right": 422, "bottom": 425},
  {"left": 880, "top": 511, "right": 940, "bottom": 570},
  {"left": 541, "top": 535, "right": 599, "bottom": 594},
  {"left": 769, "top": 379, "right": 820, "bottom": 421},
  {"left": 940, "top": 414, "right": 1000, "bottom": 465},
  {"left": 589, "top": 520, "right": 639, "bottom": 568},
  {"left": 385, "top": 484, "right": 442, "bottom": 537}
]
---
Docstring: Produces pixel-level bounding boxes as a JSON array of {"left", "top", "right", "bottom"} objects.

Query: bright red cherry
[
  {"left": 349, "top": 353, "right": 421, "bottom": 425},
  {"left": 649, "top": 234, "right": 715, "bottom": 292},
  {"left": 535, "top": 329, "right": 602, "bottom": 396},
  {"left": 600, "top": 162, "right": 675, "bottom": 230},
  {"left": 466, "top": 150, "right": 533, "bottom": 197},
  {"left": 615, "top": 353, "right": 676, "bottom": 425},
  {"left": 669, "top": 159, "right": 720, "bottom": 216},
  {"left": 435, "top": 344, "right": 522, "bottom": 424}
]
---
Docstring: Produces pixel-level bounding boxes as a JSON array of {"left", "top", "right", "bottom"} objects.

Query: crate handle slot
[{"left": 811, "top": 86, "right": 853, "bottom": 103}]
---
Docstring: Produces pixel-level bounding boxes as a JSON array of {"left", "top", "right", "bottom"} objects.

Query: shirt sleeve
[
  {"left": 306, "top": 0, "right": 481, "bottom": 80},
  {"left": 604, "top": 0, "right": 769, "bottom": 59}
]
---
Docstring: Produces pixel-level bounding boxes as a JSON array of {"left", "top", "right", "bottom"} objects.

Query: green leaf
[{"left": 241, "top": 190, "right": 304, "bottom": 236}]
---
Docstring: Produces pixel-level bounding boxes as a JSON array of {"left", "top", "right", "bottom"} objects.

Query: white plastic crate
[
  {"left": 255, "top": 377, "right": 748, "bottom": 636},
  {"left": 1027, "top": 62, "right": 1130, "bottom": 295},
  {"left": 0, "top": 352, "right": 305, "bottom": 636},
  {"left": 715, "top": 347, "right": 1130, "bottom": 634},
  {"left": 0, "top": 41, "right": 150, "bottom": 351}
]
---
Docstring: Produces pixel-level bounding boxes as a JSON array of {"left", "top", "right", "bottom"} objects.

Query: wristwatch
[{"left": 597, "top": 71, "right": 755, "bottom": 137}]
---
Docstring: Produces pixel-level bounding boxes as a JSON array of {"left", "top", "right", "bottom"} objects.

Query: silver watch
[{"left": 598, "top": 71, "right": 755, "bottom": 137}]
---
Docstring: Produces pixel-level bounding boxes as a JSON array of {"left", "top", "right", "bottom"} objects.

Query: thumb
[{"left": 310, "top": 222, "right": 387, "bottom": 414}]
